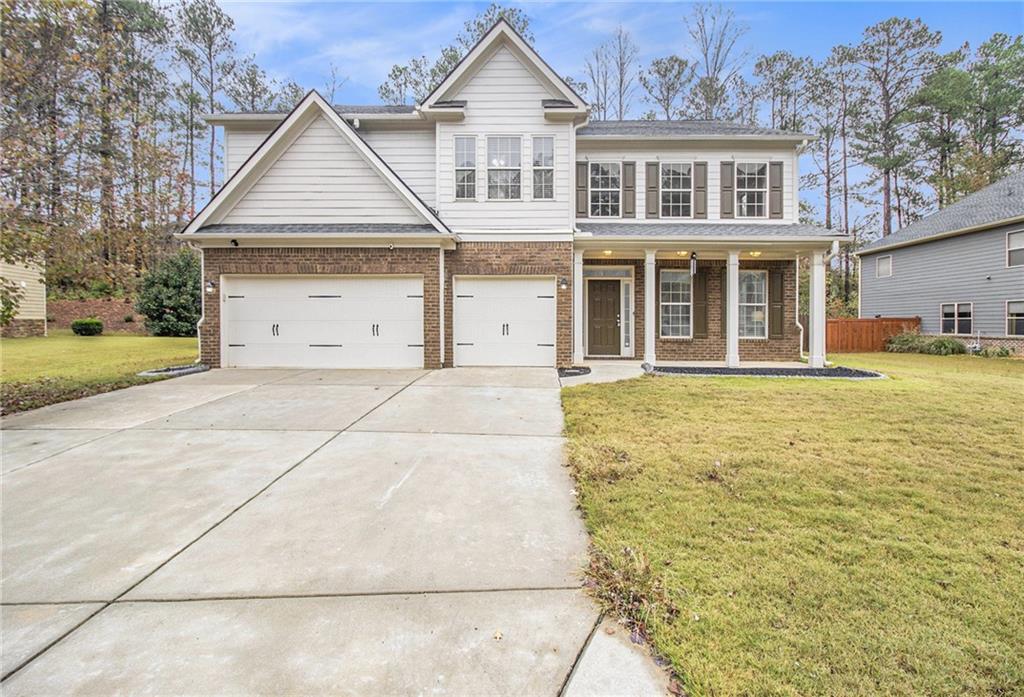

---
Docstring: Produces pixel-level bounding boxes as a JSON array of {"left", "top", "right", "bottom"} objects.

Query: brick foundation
[
  {"left": 200, "top": 247, "right": 442, "bottom": 369},
  {"left": 1, "top": 318, "right": 46, "bottom": 338},
  {"left": 444, "top": 242, "right": 573, "bottom": 368}
]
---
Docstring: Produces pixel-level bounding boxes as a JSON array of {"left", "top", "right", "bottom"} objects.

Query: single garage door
[
  {"left": 453, "top": 276, "right": 556, "bottom": 367},
  {"left": 221, "top": 275, "right": 423, "bottom": 368}
]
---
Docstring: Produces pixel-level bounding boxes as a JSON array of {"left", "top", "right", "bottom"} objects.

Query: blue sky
[{"left": 221, "top": 1, "right": 1023, "bottom": 109}]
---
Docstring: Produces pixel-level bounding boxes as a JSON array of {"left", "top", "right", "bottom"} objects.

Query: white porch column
[
  {"left": 644, "top": 249, "right": 657, "bottom": 365},
  {"left": 572, "top": 250, "right": 584, "bottom": 364},
  {"left": 726, "top": 249, "right": 741, "bottom": 368},
  {"left": 809, "top": 249, "right": 826, "bottom": 368}
]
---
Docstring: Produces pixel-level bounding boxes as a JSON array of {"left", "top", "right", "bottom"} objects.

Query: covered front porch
[{"left": 571, "top": 239, "right": 834, "bottom": 369}]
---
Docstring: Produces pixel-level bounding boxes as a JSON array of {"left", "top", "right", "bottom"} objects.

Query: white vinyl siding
[
  {"left": 225, "top": 127, "right": 273, "bottom": 179},
  {"left": 436, "top": 44, "right": 571, "bottom": 231},
  {"left": 360, "top": 127, "right": 437, "bottom": 206},
  {"left": 659, "top": 269, "right": 691, "bottom": 338},
  {"left": 575, "top": 144, "right": 799, "bottom": 222},
  {"left": 0, "top": 261, "right": 45, "bottom": 320},
  {"left": 222, "top": 116, "right": 425, "bottom": 225},
  {"left": 738, "top": 270, "right": 768, "bottom": 338},
  {"left": 876, "top": 255, "right": 893, "bottom": 278}
]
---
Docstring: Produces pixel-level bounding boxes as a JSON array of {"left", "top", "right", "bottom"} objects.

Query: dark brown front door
[{"left": 588, "top": 280, "right": 620, "bottom": 355}]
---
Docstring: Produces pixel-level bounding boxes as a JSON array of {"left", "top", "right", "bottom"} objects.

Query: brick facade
[
  {"left": 1, "top": 319, "right": 46, "bottom": 338},
  {"left": 200, "top": 247, "right": 441, "bottom": 368},
  {"left": 444, "top": 242, "right": 574, "bottom": 368},
  {"left": 584, "top": 257, "right": 801, "bottom": 362}
]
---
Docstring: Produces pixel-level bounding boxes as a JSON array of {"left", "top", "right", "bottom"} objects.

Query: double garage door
[
  {"left": 219, "top": 275, "right": 557, "bottom": 368},
  {"left": 221, "top": 276, "right": 423, "bottom": 369}
]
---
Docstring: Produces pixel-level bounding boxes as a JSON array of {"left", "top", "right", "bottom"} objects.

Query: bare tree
[
  {"left": 322, "top": 61, "right": 349, "bottom": 104},
  {"left": 585, "top": 43, "right": 612, "bottom": 120},
  {"left": 640, "top": 56, "right": 695, "bottom": 120},
  {"left": 684, "top": 2, "right": 750, "bottom": 119},
  {"left": 610, "top": 26, "right": 639, "bottom": 119}
]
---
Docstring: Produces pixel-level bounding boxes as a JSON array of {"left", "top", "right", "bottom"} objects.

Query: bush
[
  {"left": 978, "top": 345, "right": 1013, "bottom": 358},
  {"left": 136, "top": 249, "right": 201, "bottom": 337},
  {"left": 923, "top": 337, "right": 967, "bottom": 355},
  {"left": 123, "top": 314, "right": 135, "bottom": 323},
  {"left": 70, "top": 318, "right": 103, "bottom": 336},
  {"left": 885, "top": 332, "right": 928, "bottom": 353}
]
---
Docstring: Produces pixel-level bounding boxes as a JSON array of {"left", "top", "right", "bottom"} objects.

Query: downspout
[
  {"left": 794, "top": 255, "right": 805, "bottom": 361},
  {"left": 186, "top": 240, "right": 205, "bottom": 365},
  {"left": 438, "top": 246, "right": 445, "bottom": 368}
]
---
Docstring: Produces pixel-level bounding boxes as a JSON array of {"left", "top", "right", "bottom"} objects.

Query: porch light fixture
[
  {"left": 602, "top": 250, "right": 613, "bottom": 256},
  {"left": 749, "top": 251, "right": 762, "bottom": 257},
  {"left": 205, "top": 280, "right": 216, "bottom": 294},
  {"left": 676, "top": 250, "right": 688, "bottom": 257},
  {"left": 558, "top": 277, "right": 569, "bottom": 291}
]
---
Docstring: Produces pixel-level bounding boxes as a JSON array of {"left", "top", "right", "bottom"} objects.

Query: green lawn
[
  {"left": 562, "top": 353, "right": 1024, "bottom": 696},
  {"left": 1, "top": 329, "right": 197, "bottom": 414}
]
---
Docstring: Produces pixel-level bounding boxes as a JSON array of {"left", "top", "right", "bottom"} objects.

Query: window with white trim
[
  {"left": 1008, "top": 300, "right": 1024, "bottom": 336},
  {"left": 532, "top": 136, "right": 554, "bottom": 200},
  {"left": 661, "top": 163, "right": 693, "bottom": 217},
  {"left": 589, "top": 162, "right": 621, "bottom": 217},
  {"left": 940, "top": 302, "right": 972, "bottom": 335},
  {"left": 660, "top": 270, "right": 692, "bottom": 338},
  {"left": 1008, "top": 230, "right": 1024, "bottom": 267},
  {"left": 487, "top": 136, "right": 521, "bottom": 200},
  {"left": 876, "top": 255, "right": 893, "bottom": 278},
  {"left": 736, "top": 163, "right": 767, "bottom": 218},
  {"left": 454, "top": 136, "right": 476, "bottom": 200},
  {"left": 738, "top": 270, "right": 768, "bottom": 338}
]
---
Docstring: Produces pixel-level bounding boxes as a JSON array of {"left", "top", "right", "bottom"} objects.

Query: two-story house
[
  {"left": 857, "top": 170, "right": 1024, "bottom": 351},
  {"left": 179, "top": 19, "right": 845, "bottom": 370}
]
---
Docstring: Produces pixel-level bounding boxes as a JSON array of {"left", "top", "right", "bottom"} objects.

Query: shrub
[
  {"left": 136, "top": 249, "right": 201, "bottom": 337},
  {"left": 70, "top": 318, "right": 103, "bottom": 336},
  {"left": 885, "top": 332, "right": 927, "bottom": 353},
  {"left": 978, "top": 345, "right": 1012, "bottom": 358},
  {"left": 924, "top": 337, "right": 967, "bottom": 355},
  {"left": 123, "top": 314, "right": 135, "bottom": 323}
]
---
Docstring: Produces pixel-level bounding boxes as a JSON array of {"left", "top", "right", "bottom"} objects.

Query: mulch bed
[{"left": 654, "top": 365, "right": 884, "bottom": 379}]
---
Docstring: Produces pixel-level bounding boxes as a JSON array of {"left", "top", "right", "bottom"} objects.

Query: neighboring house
[
  {"left": 857, "top": 170, "right": 1024, "bottom": 351},
  {"left": 178, "top": 20, "right": 845, "bottom": 370},
  {"left": 0, "top": 260, "right": 46, "bottom": 338}
]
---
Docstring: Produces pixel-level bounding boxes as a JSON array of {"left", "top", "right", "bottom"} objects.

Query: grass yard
[
  {"left": 1, "top": 329, "right": 197, "bottom": 414},
  {"left": 562, "top": 353, "right": 1023, "bottom": 696}
]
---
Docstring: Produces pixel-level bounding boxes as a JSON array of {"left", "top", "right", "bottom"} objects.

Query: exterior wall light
[
  {"left": 602, "top": 250, "right": 613, "bottom": 256},
  {"left": 749, "top": 250, "right": 762, "bottom": 257},
  {"left": 676, "top": 250, "right": 688, "bottom": 257},
  {"left": 558, "top": 277, "right": 569, "bottom": 291},
  {"left": 205, "top": 280, "right": 216, "bottom": 294}
]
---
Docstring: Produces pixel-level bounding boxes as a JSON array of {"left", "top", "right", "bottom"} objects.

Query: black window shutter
[
  {"left": 769, "top": 268, "right": 785, "bottom": 338},
  {"left": 576, "top": 162, "right": 589, "bottom": 218},
  {"left": 769, "top": 162, "right": 784, "bottom": 219},
  {"left": 693, "top": 270, "right": 708, "bottom": 338},
  {"left": 720, "top": 162, "right": 735, "bottom": 219},
  {"left": 622, "top": 162, "right": 636, "bottom": 218},
  {"left": 645, "top": 162, "right": 659, "bottom": 218}
]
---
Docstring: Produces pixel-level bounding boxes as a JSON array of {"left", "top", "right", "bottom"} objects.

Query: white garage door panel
[
  {"left": 453, "top": 277, "right": 556, "bottom": 367},
  {"left": 222, "top": 276, "right": 423, "bottom": 369}
]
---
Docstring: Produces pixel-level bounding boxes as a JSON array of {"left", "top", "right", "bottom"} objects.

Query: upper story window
[
  {"left": 487, "top": 136, "right": 521, "bottom": 200},
  {"left": 736, "top": 163, "right": 768, "bottom": 218},
  {"left": 454, "top": 136, "right": 476, "bottom": 201},
  {"left": 1008, "top": 230, "right": 1024, "bottom": 267},
  {"left": 1007, "top": 301, "right": 1024, "bottom": 336},
  {"left": 941, "top": 302, "right": 972, "bottom": 335},
  {"left": 661, "top": 163, "right": 693, "bottom": 218},
  {"left": 876, "top": 255, "right": 893, "bottom": 278},
  {"left": 739, "top": 270, "right": 768, "bottom": 338},
  {"left": 532, "top": 136, "right": 554, "bottom": 200},
  {"left": 590, "top": 162, "right": 620, "bottom": 217}
]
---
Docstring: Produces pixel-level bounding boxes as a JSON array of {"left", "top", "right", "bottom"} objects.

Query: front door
[{"left": 588, "top": 280, "right": 620, "bottom": 356}]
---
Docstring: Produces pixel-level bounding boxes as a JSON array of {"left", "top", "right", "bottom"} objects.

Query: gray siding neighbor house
[{"left": 857, "top": 170, "right": 1024, "bottom": 349}]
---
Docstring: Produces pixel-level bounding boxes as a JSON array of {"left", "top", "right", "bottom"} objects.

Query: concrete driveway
[{"left": 1, "top": 368, "right": 666, "bottom": 695}]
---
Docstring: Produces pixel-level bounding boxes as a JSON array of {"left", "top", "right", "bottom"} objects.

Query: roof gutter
[
  {"left": 576, "top": 133, "right": 814, "bottom": 142},
  {"left": 854, "top": 214, "right": 1024, "bottom": 256},
  {"left": 174, "top": 232, "right": 459, "bottom": 249},
  {"left": 574, "top": 234, "right": 847, "bottom": 246}
]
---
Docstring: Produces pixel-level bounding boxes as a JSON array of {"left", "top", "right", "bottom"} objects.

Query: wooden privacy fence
[{"left": 826, "top": 317, "right": 921, "bottom": 352}]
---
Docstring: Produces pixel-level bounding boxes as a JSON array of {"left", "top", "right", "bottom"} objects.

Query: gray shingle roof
[
  {"left": 195, "top": 223, "right": 444, "bottom": 236},
  {"left": 578, "top": 222, "right": 843, "bottom": 238},
  {"left": 333, "top": 104, "right": 416, "bottom": 115},
  {"left": 577, "top": 120, "right": 811, "bottom": 138},
  {"left": 859, "top": 169, "right": 1024, "bottom": 254}
]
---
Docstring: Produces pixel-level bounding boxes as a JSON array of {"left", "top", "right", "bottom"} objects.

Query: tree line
[{"left": 1, "top": 0, "right": 325, "bottom": 314}]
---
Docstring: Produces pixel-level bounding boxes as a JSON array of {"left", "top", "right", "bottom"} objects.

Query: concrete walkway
[{"left": 1, "top": 367, "right": 668, "bottom": 695}]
